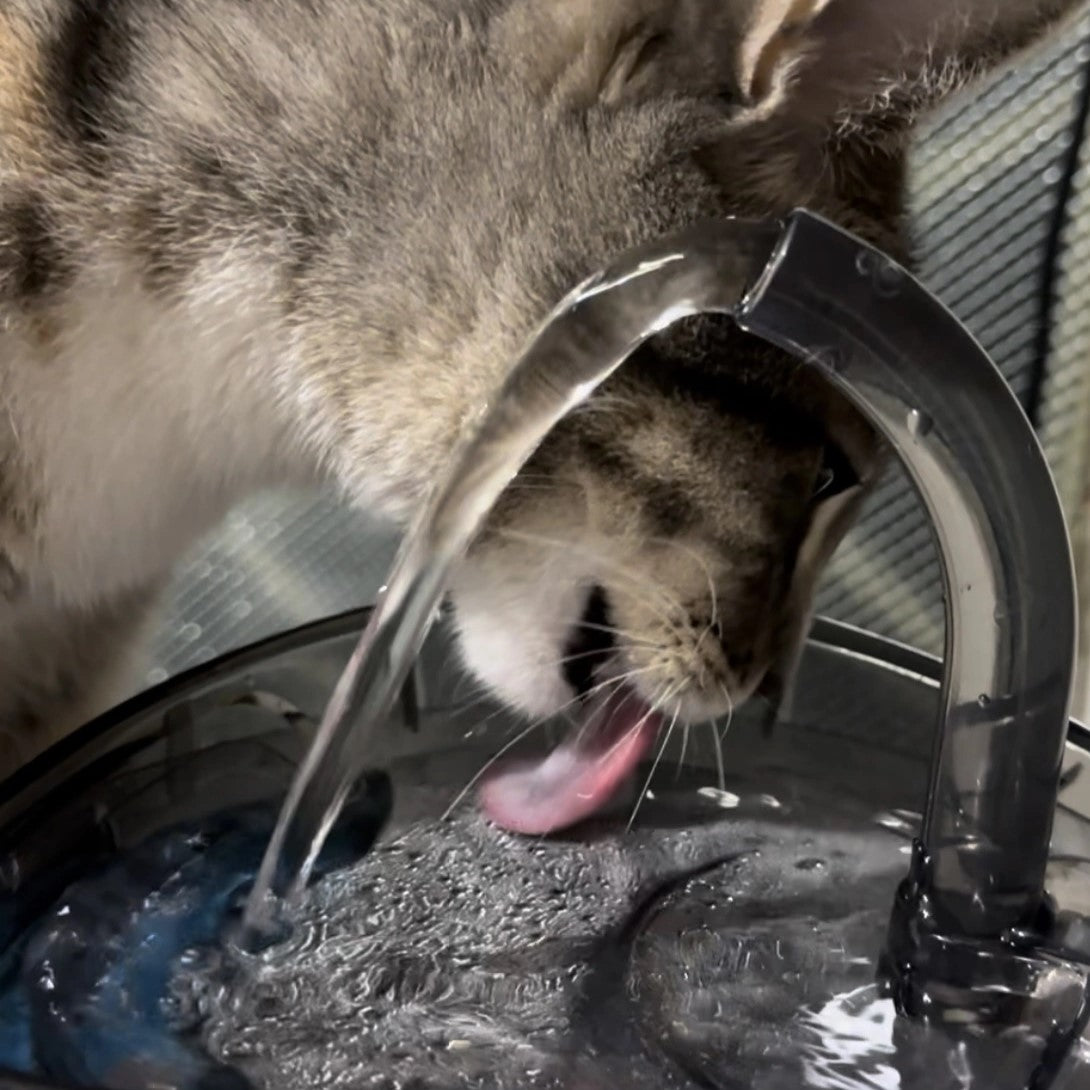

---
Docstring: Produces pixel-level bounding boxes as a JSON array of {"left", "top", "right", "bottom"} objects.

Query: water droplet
[
  {"left": 795, "top": 858, "right": 826, "bottom": 872},
  {"left": 907, "top": 409, "right": 933, "bottom": 439},
  {"left": 855, "top": 248, "right": 903, "bottom": 295},
  {"left": 873, "top": 261, "right": 904, "bottom": 297},
  {"left": 697, "top": 787, "right": 740, "bottom": 809},
  {"left": 873, "top": 811, "right": 918, "bottom": 837},
  {"left": 855, "top": 251, "right": 876, "bottom": 276}
]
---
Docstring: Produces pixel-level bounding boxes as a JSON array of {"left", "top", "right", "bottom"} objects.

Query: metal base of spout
[{"left": 881, "top": 842, "right": 1072, "bottom": 1024}]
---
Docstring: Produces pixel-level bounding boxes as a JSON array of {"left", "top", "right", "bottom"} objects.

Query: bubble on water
[
  {"left": 907, "top": 409, "right": 934, "bottom": 439},
  {"left": 873, "top": 810, "right": 919, "bottom": 838},
  {"left": 697, "top": 787, "right": 740, "bottom": 809}
]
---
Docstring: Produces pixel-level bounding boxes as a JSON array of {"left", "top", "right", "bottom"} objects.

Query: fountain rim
[{"left": 2, "top": 606, "right": 1088, "bottom": 819}]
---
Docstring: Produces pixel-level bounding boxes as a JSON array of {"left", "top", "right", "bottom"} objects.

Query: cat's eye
[{"left": 813, "top": 443, "right": 859, "bottom": 501}]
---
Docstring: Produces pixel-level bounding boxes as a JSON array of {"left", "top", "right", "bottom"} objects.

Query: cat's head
[{"left": 440, "top": 0, "right": 1078, "bottom": 830}]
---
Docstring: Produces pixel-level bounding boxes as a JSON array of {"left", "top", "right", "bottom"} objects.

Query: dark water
[
  {"left": 0, "top": 779, "right": 391, "bottom": 1090},
  {"left": 1, "top": 743, "right": 1084, "bottom": 1090}
]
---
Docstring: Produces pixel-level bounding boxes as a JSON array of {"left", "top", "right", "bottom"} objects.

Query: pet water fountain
[{"left": 2, "top": 209, "right": 1090, "bottom": 1089}]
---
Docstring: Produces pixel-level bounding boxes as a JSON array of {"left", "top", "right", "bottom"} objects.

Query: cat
[{"left": 0, "top": 0, "right": 1081, "bottom": 823}]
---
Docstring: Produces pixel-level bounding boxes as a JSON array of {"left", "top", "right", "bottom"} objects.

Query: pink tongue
[{"left": 479, "top": 689, "right": 662, "bottom": 835}]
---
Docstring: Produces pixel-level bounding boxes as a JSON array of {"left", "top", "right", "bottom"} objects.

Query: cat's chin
[{"left": 477, "top": 686, "right": 663, "bottom": 836}]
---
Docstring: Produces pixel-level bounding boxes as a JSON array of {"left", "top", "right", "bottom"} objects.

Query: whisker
[
  {"left": 675, "top": 720, "right": 691, "bottom": 782},
  {"left": 693, "top": 618, "right": 716, "bottom": 659},
  {"left": 592, "top": 687, "right": 665, "bottom": 769},
  {"left": 647, "top": 535, "right": 720, "bottom": 635},
  {"left": 532, "top": 678, "right": 617, "bottom": 734},
  {"left": 692, "top": 619, "right": 716, "bottom": 691},
  {"left": 533, "top": 666, "right": 658, "bottom": 753},
  {"left": 538, "top": 645, "right": 645, "bottom": 671},
  {"left": 604, "top": 579, "right": 689, "bottom": 633},
  {"left": 718, "top": 680, "right": 736, "bottom": 744},
  {"left": 711, "top": 716, "right": 726, "bottom": 792},
  {"left": 458, "top": 694, "right": 531, "bottom": 735},
  {"left": 571, "top": 620, "right": 660, "bottom": 650},
  {"left": 567, "top": 666, "right": 661, "bottom": 747},
  {"left": 447, "top": 666, "right": 662, "bottom": 821},
  {"left": 449, "top": 666, "right": 493, "bottom": 706},
  {"left": 495, "top": 527, "right": 687, "bottom": 624},
  {"left": 441, "top": 717, "right": 549, "bottom": 821},
  {"left": 474, "top": 662, "right": 659, "bottom": 748},
  {"left": 627, "top": 687, "right": 682, "bottom": 832}
]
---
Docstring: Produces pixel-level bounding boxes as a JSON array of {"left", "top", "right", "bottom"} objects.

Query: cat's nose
[{"left": 562, "top": 584, "right": 615, "bottom": 699}]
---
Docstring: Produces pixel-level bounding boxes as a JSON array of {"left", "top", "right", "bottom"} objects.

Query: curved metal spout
[
  {"left": 248, "top": 199, "right": 1076, "bottom": 996},
  {"left": 739, "top": 210, "right": 1077, "bottom": 948}
]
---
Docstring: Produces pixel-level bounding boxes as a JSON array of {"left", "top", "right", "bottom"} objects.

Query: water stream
[{"left": 242, "top": 218, "right": 781, "bottom": 930}]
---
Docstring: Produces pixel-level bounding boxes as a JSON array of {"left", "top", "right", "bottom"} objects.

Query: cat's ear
[
  {"left": 492, "top": 0, "right": 834, "bottom": 113},
  {"left": 777, "top": 0, "right": 1083, "bottom": 137},
  {"left": 735, "top": 0, "right": 835, "bottom": 109},
  {"left": 496, "top": 0, "right": 1082, "bottom": 130}
]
